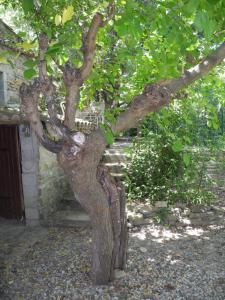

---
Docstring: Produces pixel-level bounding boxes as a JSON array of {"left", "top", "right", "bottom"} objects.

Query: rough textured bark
[
  {"left": 57, "top": 129, "right": 127, "bottom": 284},
  {"left": 97, "top": 165, "right": 127, "bottom": 275}
]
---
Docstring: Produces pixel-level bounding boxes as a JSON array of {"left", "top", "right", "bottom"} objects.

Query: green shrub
[{"left": 124, "top": 133, "right": 215, "bottom": 205}]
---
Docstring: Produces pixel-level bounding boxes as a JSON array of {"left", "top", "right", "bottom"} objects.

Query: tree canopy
[{"left": 1, "top": 0, "right": 225, "bottom": 132}]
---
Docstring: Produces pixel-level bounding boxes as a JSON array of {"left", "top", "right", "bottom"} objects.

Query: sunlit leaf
[
  {"left": 23, "top": 59, "right": 38, "bottom": 68},
  {"left": 22, "top": 0, "right": 34, "bottom": 13},
  {"left": 62, "top": 5, "right": 74, "bottom": 25},
  {"left": 23, "top": 68, "right": 37, "bottom": 79},
  {"left": 183, "top": 153, "right": 191, "bottom": 167},
  {"left": 46, "top": 43, "right": 62, "bottom": 55},
  {"left": 172, "top": 140, "right": 184, "bottom": 152},
  {"left": 17, "top": 41, "right": 34, "bottom": 51},
  {"left": 0, "top": 56, "right": 8, "bottom": 64},
  {"left": 100, "top": 124, "right": 114, "bottom": 145},
  {"left": 55, "top": 14, "right": 62, "bottom": 26}
]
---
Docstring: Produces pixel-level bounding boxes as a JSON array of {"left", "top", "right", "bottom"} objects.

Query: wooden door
[{"left": 0, "top": 125, "right": 24, "bottom": 219}]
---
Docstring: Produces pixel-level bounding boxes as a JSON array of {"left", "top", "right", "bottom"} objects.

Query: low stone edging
[{"left": 127, "top": 199, "right": 225, "bottom": 227}]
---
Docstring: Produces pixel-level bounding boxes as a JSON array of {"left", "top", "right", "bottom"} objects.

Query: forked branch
[
  {"left": 20, "top": 80, "right": 63, "bottom": 153},
  {"left": 63, "top": 3, "right": 114, "bottom": 129},
  {"left": 20, "top": 34, "right": 71, "bottom": 151}
]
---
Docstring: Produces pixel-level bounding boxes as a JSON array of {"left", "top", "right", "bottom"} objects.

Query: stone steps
[
  {"left": 45, "top": 141, "right": 130, "bottom": 227},
  {"left": 50, "top": 143, "right": 225, "bottom": 228},
  {"left": 43, "top": 201, "right": 90, "bottom": 228},
  {"left": 103, "top": 141, "right": 130, "bottom": 180}
]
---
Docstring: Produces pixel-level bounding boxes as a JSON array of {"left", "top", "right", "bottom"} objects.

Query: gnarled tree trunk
[{"left": 57, "top": 129, "right": 127, "bottom": 284}]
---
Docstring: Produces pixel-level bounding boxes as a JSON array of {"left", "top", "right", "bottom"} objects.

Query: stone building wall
[
  {"left": 0, "top": 48, "right": 26, "bottom": 107},
  {"left": 19, "top": 125, "right": 40, "bottom": 225},
  {"left": 38, "top": 146, "right": 71, "bottom": 220}
]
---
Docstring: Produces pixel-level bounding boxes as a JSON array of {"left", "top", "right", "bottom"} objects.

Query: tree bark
[{"left": 57, "top": 129, "right": 127, "bottom": 284}]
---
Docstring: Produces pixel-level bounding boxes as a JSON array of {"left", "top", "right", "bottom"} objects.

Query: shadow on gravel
[
  {"left": 129, "top": 224, "right": 225, "bottom": 299},
  {"left": 0, "top": 218, "right": 225, "bottom": 300}
]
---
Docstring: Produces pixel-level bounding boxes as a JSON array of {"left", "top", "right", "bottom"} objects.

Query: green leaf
[
  {"left": 22, "top": 0, "right": 34, "bottom": 13},
  {"left": 104, "top": 110, "right": 117, "bottom": 124},
  {"left": 212, "top": 119, "right": 219, "bottom": 130},
  {"left": 17, "top": 31, "right": 27, "bottom": 38},
  {"left": 62, "top": 5, "right": 74, "bottom": 25},
  {"left": 0, "top": 56, "right": 8, "bottom": 64},
  {"left": 23, "top": 59, "right": 38, "bottom": 68},
  {"left": 183, "top": 153, "right": 191, "bottom": 167},
  {"left": 7, "top": 59, "right": 14, "bottom": 68},
  {"left": 17, "top": 41, "right": 34, "bottom": 51},
  {"left": 55, "top": 14, "right": 62, "bottom": 26},
  {"left": 184, "top": 0, "right": 199, "bottom": 15},
  {"left": 194, "top": 11, "right": 217, "bottom": 38},
  {"left": 172, "top": 140, "right": 184, "bottom": 152},
  {"left": 207, "top": 120, "right": 212, "bottom": 128},
  {"left": 100, "top": 124, "right": 114, "bottom": 145},
  {"left": 23, "top": 68, "right": 37, "bottom": 80},
  {"left": 46, "top": 43, "right": 62, "bottom": 55}
]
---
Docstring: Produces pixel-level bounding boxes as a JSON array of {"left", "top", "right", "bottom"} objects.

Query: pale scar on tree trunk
[{"left": 19, "top": 0, "right": 225, "bottom": 285}]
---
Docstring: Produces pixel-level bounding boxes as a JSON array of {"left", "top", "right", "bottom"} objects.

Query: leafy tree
[{"left": 1, "top": 0, "right": 225, "bottom": 284}]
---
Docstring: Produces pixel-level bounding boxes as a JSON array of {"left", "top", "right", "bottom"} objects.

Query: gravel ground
[{"left": 1, "top": 222, "right": 225, "bottom": 300}]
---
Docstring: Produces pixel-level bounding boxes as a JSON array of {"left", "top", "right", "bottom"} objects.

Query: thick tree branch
[
  {"left": 63, "top": 6, "right": 113, "bottom": 129},
  {"left": 62, "top": 13, "right": 104, "bottom": 128},
  {"left": 167, "top": 41, "right": 225, "bottom": 93},
  {"left": 63, "top": 63, "right": 80, "bottom": 128},
  {"left": 20, "top": 81, "right": 63, "bottom": 153},
  {"left": 44, "top": 79, "right": 71, "bottom": 140},
  {"left": 79, "top": 13, "right": 104, "bottom": 81},
  {"left": 112, "top": 83, "right": 171, "bottom": 133},
  {"left": 38, "top": 33, "right": 48, "bottom": 81},
  {"left": 113, "top": 40, "right": 225, "bottom": 133},
  {"left": 38, "top": 33, "right": 71, "bottom": 139}
]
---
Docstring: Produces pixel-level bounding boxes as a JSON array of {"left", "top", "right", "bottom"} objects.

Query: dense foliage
[
  {"left": 124, "top": 75, "right": 225, "bottom": 205},
  {"left": 1, "top": 0, "right": 225, "bottom": 115},
  {"left": 125, "top": 134, "right": 217, "bottom": 205}
]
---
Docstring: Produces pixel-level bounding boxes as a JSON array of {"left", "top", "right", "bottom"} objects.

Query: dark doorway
[{"left": 0, "top": 125, "right": 24, "bottom": 219}]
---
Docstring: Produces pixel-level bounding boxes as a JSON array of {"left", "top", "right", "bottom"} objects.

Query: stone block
[
  {"left": 22, "top": 173, "right": 38, "bottom": 186},
  {"left": 190, "top": 205, "right": 209, "bottom": 213},
  {"left": 23, "top": 184, "right": 38, "bottom": 200},
  {"left": 137, "top": 204, "right": 154, "bottom": 215},
  {"left": 142, "top": 210, "right": 157, "bottom": 219},
  {"left": 155, "top": 201, "right": 168, "bottom": 208},
  {"left": 128, "top": 213, "right": 143, "bottom": 222},
  {"left": 190, "top": 219, "right": 204, "bottom": 226},
  {"left": 189, "top": 213, "right": 203, "bottom": 219},
  {"left": 133, "top": 219, "right": 153, "bottom": 226},
  {"left": 165, "top": 215, "right": 178, "bottom": 225},
  {"left": 26, "top": 218, "right": 40, "bottom": 226},
  {"left": 174, "top": 202, "right": 186, "bottom": 209},
  {"left": 25, "top": 208, "right": 39, "bottom": 220}
]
